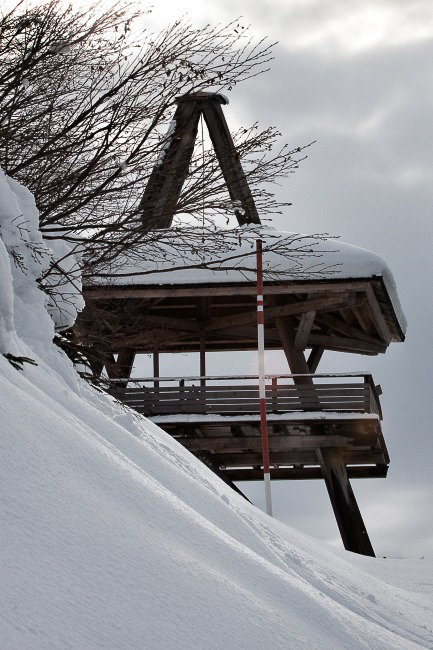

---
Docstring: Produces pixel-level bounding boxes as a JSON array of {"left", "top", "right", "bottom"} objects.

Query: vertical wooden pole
[
  {"left": 200, "top": 337, "right": 206, "bottom": 388},
  {"left": 271, "top": 377, "right": 278, "bottom": 413},
  {"left": 153, "top": 344, "right": 160, "bottom": 388},
  {"left": 257, "top": 240, "right": 272, "bottom": 516}
]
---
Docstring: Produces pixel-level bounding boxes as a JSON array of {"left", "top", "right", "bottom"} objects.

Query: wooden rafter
[
  {"left": 314, "top": 310, "right": 384, "bottom": 345},
  {"left": 203, "top": 293, "right": 363, "bottom": 332},
  {"left": 180, "top": 435, "right": 352, "bottom": 452},
  {"left": 308, "top": 333, "right": 387, "bottom": 355},
  {"left": 365, "top": 285, "right": 392, "bottom": 343},
  {"left": 295, "top": 310, "right": 316, "bottom": 350}
]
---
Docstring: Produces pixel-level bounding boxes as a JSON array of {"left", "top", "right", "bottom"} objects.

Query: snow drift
[{"left": 0, "top": 170, "right": 431, "bottom": 649}]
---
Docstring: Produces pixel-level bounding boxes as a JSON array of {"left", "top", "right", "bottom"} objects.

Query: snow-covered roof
[{"left": 87, "top": 226, "right": 407, "bottom": 333}]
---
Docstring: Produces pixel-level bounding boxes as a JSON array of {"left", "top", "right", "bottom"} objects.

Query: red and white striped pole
[{"left": 256, "top": 239, "right": 273, "bottom": 516}]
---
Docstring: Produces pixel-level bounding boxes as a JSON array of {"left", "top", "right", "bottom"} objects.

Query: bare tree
[
  {"left": 0, "top": 1, "right": 330, "bottom": 375},
  {"left": 0, "top": 1, "right": 311, "bottom": 265}
]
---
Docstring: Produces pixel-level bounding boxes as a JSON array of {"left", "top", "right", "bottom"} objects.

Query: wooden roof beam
[
  {"left": 83, "top": 280, "right": 372, "bottom": 300},
  {"left": 215, "top": 450, "right": 386, "bottom": 467},
  {"left": 221, "top": 465, "right": 388, "bottom": 481}
]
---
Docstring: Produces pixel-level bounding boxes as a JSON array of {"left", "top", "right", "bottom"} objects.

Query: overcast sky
[{"left": 135, "top": 0, "right": 433, "bottom": 559}]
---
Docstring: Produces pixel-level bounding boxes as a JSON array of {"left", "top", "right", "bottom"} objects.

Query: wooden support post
[
  {"left": 153, "top": 344, "right": 160, "bottom": 386},
  {"left": 273, "top": 308, "right": 314, "bottom": 385},
  {"left": 116, "top": 348, "right": 135, "bottom": 379},
  {"left": 274, "top": 298, "right": 375, "bottom": 554},
  {"left": 271, "top": 377, "right": 278, "bottom": 413},
  {"left": 200, "top": 337, "right": 206, "bottom": 388},
  {"left": 106, "top": 348, "right": 135, "bottom": 381},
  {"left": 317, "top": 448, "right": 375, "bottom": 557},
  {"left": 105, "top": 348, "right": 135, "bottom": 395},
  {"left": 275, "top": 317, "right": 312, "bottom": 378}
]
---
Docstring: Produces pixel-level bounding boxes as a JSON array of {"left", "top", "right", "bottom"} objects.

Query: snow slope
[
  {"left": 1, "top": 171, "right": 431, "bottom": 649},
  {"left": 2, "top": 352, "right": 433, "bottom": 649}
]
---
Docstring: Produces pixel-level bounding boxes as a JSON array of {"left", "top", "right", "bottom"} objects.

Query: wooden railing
[{"left": 108, "top": 373, "right": 382, "bottom": 418}]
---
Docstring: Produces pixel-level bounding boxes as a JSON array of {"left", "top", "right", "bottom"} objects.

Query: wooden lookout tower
[{"left": 77, "top": 92, "right": 406, "bottom": 557}]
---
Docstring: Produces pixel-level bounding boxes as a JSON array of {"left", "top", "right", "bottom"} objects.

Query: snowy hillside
[{"left": 1, "top": 170, "right": 432, "bottom": 649}]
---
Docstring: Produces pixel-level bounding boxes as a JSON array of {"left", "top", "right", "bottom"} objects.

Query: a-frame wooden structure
[
  {"left": 139, "top": 92, "right": 260, "bottom": 229},
  {"left": 78, "top": 92, "right": 405, "bottom": 557}
]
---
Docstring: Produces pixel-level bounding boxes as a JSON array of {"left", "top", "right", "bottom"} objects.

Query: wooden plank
[
  {"left": 222, "top": 465, "right": 388, "bottom": 481},
  {"left": 118, "top": 381, "right": 370, "bottom": 392},
  {"left": 139, "top": 313, "right": 199, "bottom": 332},
  {"left": 179, "top": 435, "right": 352, "bottom": 451},
  {"left": 137, "top": 392, "right": 367, "bottom": 403},
  {"left": 117, "top": 371, "right": 375, "bottom": 381},
  {"left": 123, "top": 388, "right": 368, "bottom": 400},
  {"left": 143, "top": 402, "right": 367, "bottom": 412},
  {"left": 123, "top": 384, "right": 370, "bottom": 396},
  {"left": 212, "top": 450, "right": 385, "bottom": 467}
]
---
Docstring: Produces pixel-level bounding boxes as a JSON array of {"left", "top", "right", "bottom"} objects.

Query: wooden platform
[
  {"left": 110, "top": 373, "right": 388, "bottom": 482},
  {"left": 77, "top": 92, "right": 403, "bottom": 557}
]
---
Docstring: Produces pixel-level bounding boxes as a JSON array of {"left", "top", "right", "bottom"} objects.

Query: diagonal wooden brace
[{"left": 317, "top": 447, "right": 375, "bottom": 556}]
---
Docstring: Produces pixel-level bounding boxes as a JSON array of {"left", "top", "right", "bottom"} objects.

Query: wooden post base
[{"left": 317, "top": 448, "right": 375, "bottom": 557}]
